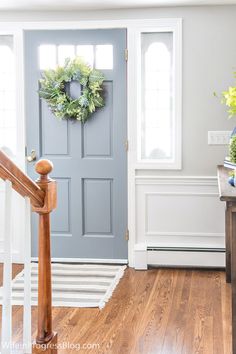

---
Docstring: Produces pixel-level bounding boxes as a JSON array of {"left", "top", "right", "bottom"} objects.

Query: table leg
[
  {"left": 226, "top": 202, "right": 232, "bottom": 283},
  {"left": 231, "top": 211, "right": 236, "bottom": 354}
]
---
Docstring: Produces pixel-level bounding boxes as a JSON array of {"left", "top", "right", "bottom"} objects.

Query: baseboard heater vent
[
  {"left": 147, "top": 247, "right": 225, "bottom": 253},
  {"left": 146, "top": 247, "right": 225, "bottom": 268}
]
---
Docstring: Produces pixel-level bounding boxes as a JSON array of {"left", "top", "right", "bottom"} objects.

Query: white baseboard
[
  {"left": 31, "top": 257, "right": 128, "bottom": 264},
  {"left": 134, "top": 243, "right": 148, "bottom": 269}
]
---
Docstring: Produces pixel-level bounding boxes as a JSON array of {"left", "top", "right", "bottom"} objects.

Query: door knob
[{"left": 27, "top": 149, "right": 37, "bottom": 162}]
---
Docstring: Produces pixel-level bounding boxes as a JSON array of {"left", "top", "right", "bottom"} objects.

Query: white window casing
[{"left": 128, "top": 19, "right": 182, "bottom": 170}]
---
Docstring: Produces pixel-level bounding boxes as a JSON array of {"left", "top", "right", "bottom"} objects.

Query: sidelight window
[{"left": 135, "top": 20, "right": 182, "bottom": 169}]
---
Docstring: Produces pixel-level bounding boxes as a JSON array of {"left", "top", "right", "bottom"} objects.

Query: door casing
[{"left": 25, "top": 28, "right": 128, "bottom": 261}]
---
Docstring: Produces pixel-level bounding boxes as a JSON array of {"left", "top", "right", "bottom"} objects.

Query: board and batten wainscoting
[{"left": 134, "top": 175, "right": 225, "bottom": 269}]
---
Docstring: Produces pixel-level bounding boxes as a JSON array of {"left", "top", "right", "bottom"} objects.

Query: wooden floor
[{"left": 0, "top": 265, "right": 232, "bottom": 354}]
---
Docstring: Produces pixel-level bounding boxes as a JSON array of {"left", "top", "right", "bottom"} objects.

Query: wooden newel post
[{"left": 32, "top": 159, "right": 58, "bottom": 354}]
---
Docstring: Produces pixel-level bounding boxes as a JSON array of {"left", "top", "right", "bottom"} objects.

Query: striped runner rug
[{"left": 0, "top": 263, "right": 127, "bottom": 309}]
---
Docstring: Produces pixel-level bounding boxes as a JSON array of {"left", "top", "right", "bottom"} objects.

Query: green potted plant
[
  {"left": 228, "top": 135, "right": 236, "bottom": 186},
  {"left": 230, "top": 135, "right": 236, "bottom": 162},
  {"left": 220, "top": 72, "right": 236, "bottom": 136},
  {"left": 222, "top": 80, "right": 236, "bottom": 118},
  {"left": 218, "top": 72, "right": 236, "bottom": 185}
]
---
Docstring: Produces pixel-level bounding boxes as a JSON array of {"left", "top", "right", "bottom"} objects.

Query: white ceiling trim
[{"left": 0, "top": 0, "right": 235, "bottom": 11}]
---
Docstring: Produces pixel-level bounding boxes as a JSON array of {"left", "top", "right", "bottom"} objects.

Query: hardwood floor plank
[
  {"left": 131, "top": 269, "right": 179, "bottom": 354},
  {"left": 161, "top": 270, "right": 192, "bottom": 354},
  {"left": 108, "top": 269, "right": 159, "bottom": 354},
  {"left": 212, "top": 271, "right": 224, "bottom": 354},
  {"left": 182, "top": 270, "right": 212, "bottom": 354},
  {"left": 221, "top": 272, "right": 232, "bottom": 354}
]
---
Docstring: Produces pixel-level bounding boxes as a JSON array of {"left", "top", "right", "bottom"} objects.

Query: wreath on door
[{"left": 38, "top": 57, "right": 105, "bottom": 123}]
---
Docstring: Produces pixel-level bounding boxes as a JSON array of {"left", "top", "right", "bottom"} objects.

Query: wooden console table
[{"left": 218, "top": 165, "right": 236, "bottom": 354}]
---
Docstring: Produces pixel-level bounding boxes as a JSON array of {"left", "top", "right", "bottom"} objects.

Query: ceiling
[{"left": 0, "top": 0, "right": 235, "bottom": 11}]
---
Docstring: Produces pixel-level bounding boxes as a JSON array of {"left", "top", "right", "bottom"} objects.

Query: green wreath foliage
[{"left": 39, "top": 57, "right": 105, "bottom": 123}]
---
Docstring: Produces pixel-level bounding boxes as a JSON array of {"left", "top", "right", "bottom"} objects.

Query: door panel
[
  {"left": 51, "top": 178, "right": 71, "bottom": 235},
  {"left": 83, "top": 178, "right": 113, "bottom": 235},
  {"left": 24, "top": 29, "right": 127, "bottom": 260},
  {"left": 41, "top": 102, "right": 70, "bottom": 156},
  {"left": 82, "top": 83, "right": 113, "bottom": 158}
]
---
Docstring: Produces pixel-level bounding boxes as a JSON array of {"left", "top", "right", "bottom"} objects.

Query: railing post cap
[{"left": 35, "top": 159, "right": 53, "bottom": 177}]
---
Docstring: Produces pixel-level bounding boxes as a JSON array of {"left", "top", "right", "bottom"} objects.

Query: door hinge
[
  {"left": 125, "top": 229, "right": 129, "bottom": 241},
  {"left": 125, "top": 140, "right": 129, "bottom": 152},
  {"left": 125, "top": 48, "right": 128, "bottom": 61}
]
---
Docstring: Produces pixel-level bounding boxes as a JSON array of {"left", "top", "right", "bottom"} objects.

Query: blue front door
[{"left": 25, "top": 29, "right": 128, "bottom": 260}]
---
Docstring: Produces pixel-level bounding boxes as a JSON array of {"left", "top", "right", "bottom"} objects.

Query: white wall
[{"left": 0, "top": 5, "right": 235, "bottom": 266}]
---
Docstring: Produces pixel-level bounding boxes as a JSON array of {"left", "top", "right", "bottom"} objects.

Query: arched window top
[{"left": 145, "top": 42, "right": 171, "bottom": 72}]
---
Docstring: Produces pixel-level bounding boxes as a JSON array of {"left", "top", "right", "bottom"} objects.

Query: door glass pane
[
  {"left": 76, "top": 45, "right": 94, "bottom": 68},
  {"left": 95, "top": 45, "right": 113, "bottom": 70},
  {"left": 141, "top": 32, "right": 173, "bottom": 161},
  {"left": 39, "top": 44, "right": 57, "bottom": 70},
  {"left": 58, "top": 45, "right": 75, "bottom": 66},
  {"left": 0, "top": 35, "right": 16, "bottom": 155}
]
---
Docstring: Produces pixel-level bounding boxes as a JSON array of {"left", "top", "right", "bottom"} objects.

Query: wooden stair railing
[
  {"left": 0, "top": 149, "right": 58, "bottom": 354},
  {"left": 0, "top": 150, "right": 45, "bottom": 208}
]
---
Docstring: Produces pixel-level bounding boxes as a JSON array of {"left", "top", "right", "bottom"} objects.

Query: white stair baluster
[
  {"left": 23, "top": 197, "right": 32, "bottom": 354},
  {"left": 1, "top": 180, "right": 13, "bottom": 354}
]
